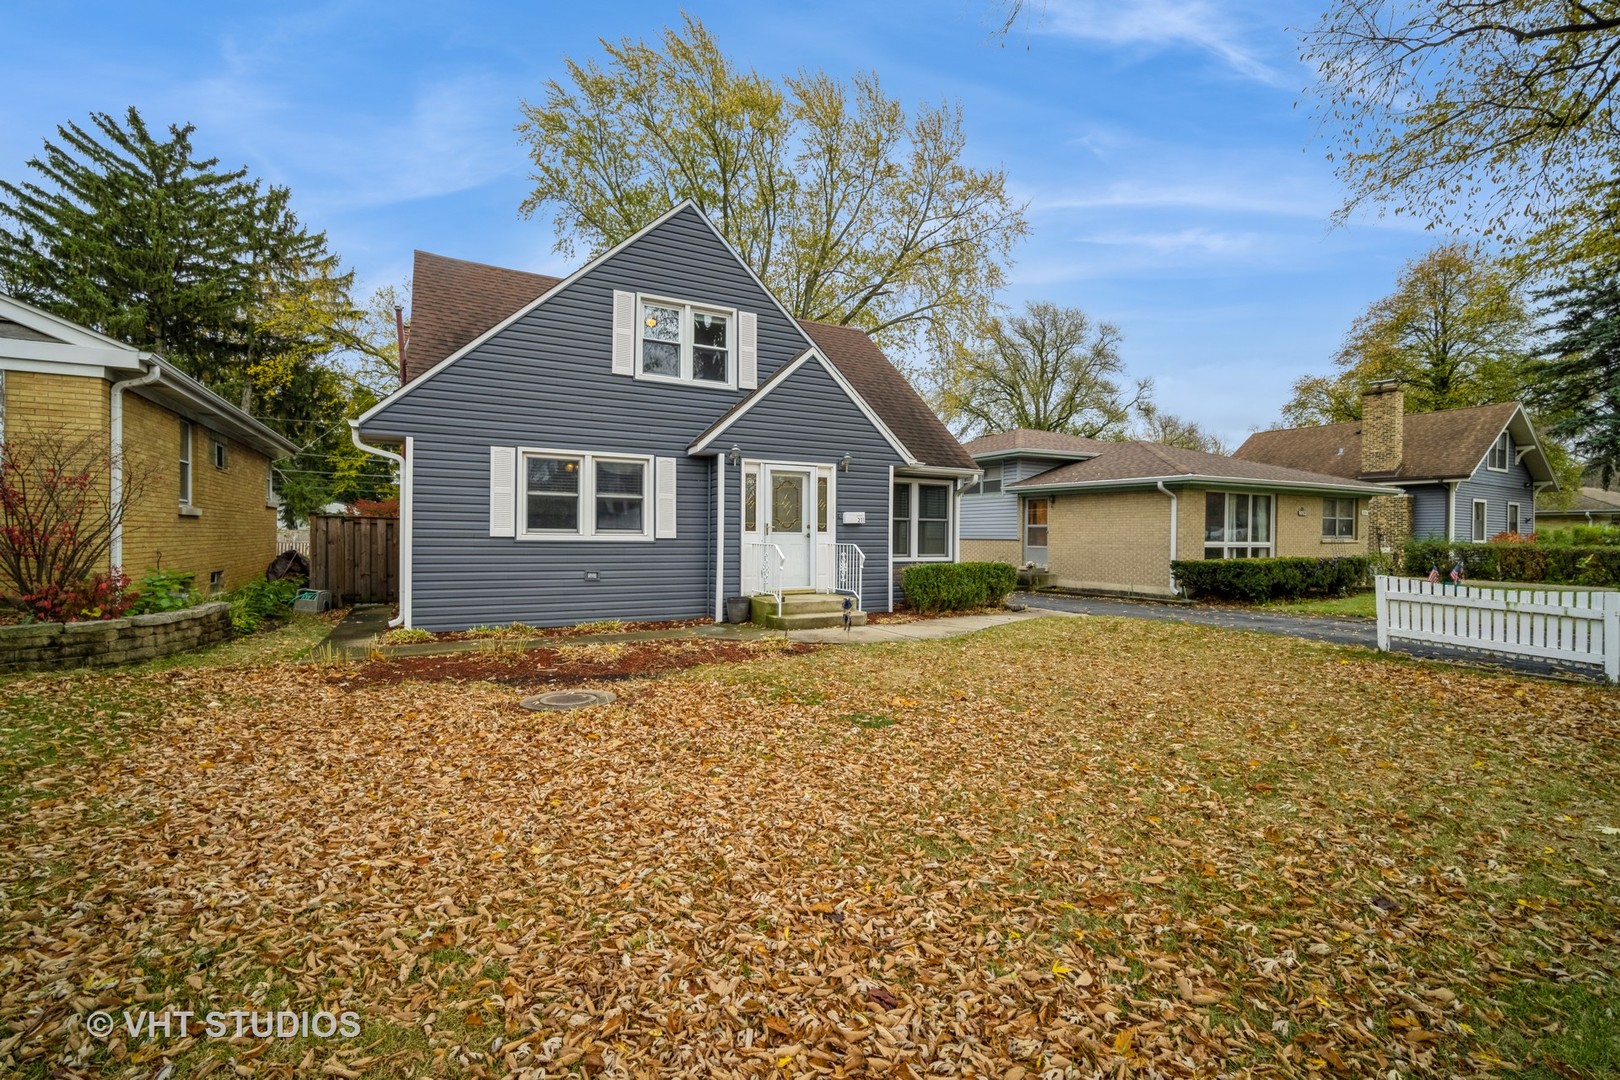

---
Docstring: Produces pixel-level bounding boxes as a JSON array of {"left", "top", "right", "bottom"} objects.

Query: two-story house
[
  {"left": 1235, "top": 381, "right": 1557, "bottom": 549},
  {"left": 353, "top": 202, "right": 978, "bottom": 631}
]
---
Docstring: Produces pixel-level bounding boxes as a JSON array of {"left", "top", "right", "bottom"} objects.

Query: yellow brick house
[
  {"left": 961, "top": 429, "right": 1400, "bottom": 598},
  {"left": 0, "top": 294, "right": 297, "bottom": 594}
]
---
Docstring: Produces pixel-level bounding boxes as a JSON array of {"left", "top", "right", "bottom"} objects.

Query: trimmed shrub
[
  {"left": 1401, "top": 538, "right": 1620, "bottom": 586},
  {"left": 228, "top": 575, "right": 303, "bottom": 634},
  {"left": 900, "top": 561, "right": 1018, "bottom": 612},
  {"left": 1170, "top": 556, "right": 1371, "bottom": 602}
]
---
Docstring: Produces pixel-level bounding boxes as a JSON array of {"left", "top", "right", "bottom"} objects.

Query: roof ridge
[
  {"left": 415, "top": 249, "right": 561, "bottom": 280},
  {"left": 1134, "top": 440, "right": 1190, "bottom": 473}
]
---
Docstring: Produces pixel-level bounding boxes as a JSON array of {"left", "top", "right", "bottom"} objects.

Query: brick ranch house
[{"left": 0, "top": 294, "right": 297, "bottom": 594}]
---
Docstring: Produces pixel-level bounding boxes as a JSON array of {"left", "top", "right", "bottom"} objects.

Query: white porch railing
[
  {"left": 749, "top": 542, "right": 785, "bottom": 619},
  {"left": 1375, "top": 575, "right": 1620, "bottom": 680},
  {"left": 833, "top": 543, "right": 865, "bottom": 611}
]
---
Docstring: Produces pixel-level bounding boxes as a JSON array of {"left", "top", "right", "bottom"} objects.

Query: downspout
[
  {"left": 1446, "top": 481, "right": 1459, "bottom": 541},
  {"left": 109, "top": 360, "right": 164, "bottom": 570},
  {"left": 348, "top": 420, "right": 409, "bottom": 628},
  {"left": 1156, "top": 480, "right": 1178, "bottom": 594}
]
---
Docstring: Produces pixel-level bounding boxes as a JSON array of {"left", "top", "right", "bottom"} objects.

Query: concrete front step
[{"left": 750, "top": 592, "right": 866, "bottom": 630}]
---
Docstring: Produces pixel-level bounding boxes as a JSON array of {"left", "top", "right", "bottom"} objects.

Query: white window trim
[
  {"left": 1486, "top": 432, "right": 1510, "bottom": 472},
  {"left": 1024, "top": 496, "right": 1050, "bottom": 557},
  {"left": 178, "top": 419, "right": 193, "bottom": 507},
  {"left": 212, "top": 437, "right": 227, "bottom": 470},
  {"left": 634, "top": 293, "right": 737, "bottom": 390},
  {"left": 891, "top": 479, "right": 953, "bottom": 562},
  {"left": 1473, "top": 498, "right": 1489, "bottom": 540},
  {"left": 966, "top": 463, "right": 1003, "bottom": 496},
  {"left": 516, "top": 448, "right": 655, "bottom": 542},
  {"left": 1507, "top": 501, "right": 1521, "bottom": 534},
  {"left": 1204, "top": 491, "right": 1275, "bottom": 559}
]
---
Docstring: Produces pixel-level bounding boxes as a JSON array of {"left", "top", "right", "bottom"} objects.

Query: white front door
[{"left": 766, "top": 466, "right": 814, "bottom": 589}]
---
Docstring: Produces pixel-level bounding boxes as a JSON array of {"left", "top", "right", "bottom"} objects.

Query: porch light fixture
[
  {"left": 839, "top": 453, "right": 853, "bottom": 472},
  {"left": 728, "top": 445, "right": 742, "bottom": 466}
]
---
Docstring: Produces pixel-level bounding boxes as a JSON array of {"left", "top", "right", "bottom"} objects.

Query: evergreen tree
[
  {"left": 0, "top": 107, "right": 329, "bottom": 388},
  {"left": 1536, "top": 261, "right": 1620, "bottom": 487}
]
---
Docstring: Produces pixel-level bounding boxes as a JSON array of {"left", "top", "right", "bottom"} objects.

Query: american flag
[
  {"left": 1450, "top": 562, "right": 1464, "bottom": 584},
  {"left": 1427, "top": 567, "right": 1441, "bottom": 583}
]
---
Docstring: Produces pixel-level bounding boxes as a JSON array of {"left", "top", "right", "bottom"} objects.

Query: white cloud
[{"left": 1034, "top": 0, "right": 1292, "bottom": 86}]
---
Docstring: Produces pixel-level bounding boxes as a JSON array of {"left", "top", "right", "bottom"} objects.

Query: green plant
[
  {"left": 379, "top": 628, "right": 434, "bottom": 646},
  {"left": 572, "top": 619, "right": 626, "bottom": 634},
  {"left": 227, "top": 575, "right": 303, "bottom": 635},
  {"left": 130, "top": 570, "right": 200, "bottom": 614},
  {"left": 899, "top": 561, "right": 1018, "bottom": 613},
  {"left": 1401, "top": 537, "right": 1620, "bottom": 585},
  {"left": 462, "top": 622, "right": 536, "bottom": 639},
  {"left": 1170, "top": 557, "right": 1371, "bottom": 602}
]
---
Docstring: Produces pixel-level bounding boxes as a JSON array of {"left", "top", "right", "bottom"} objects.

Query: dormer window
[{"left": 638, "top": 297, "right": 732, "bottom": 387}]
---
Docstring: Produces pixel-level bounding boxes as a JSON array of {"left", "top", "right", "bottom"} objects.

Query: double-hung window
[
  {"left": 521, "top": 451, "right": 651, "bottom": 539},
  {"left": 892, "top": 481, "right": 951, "bottom": 560},
  {"left": 639, "top": 297, "right": 732, "bottom": 386},
  {"left": 966, "top": 464, "right": 1002, "bottom": 496},
  {"left": 1204, "top": 492, "right": 1272, "bottom": 558},
  {"left": 1322, "top": 497, "right": 1356, "bottom": 539},
  {"left": 1487, "top": 432, "right": 1511, "bottom": 471}
]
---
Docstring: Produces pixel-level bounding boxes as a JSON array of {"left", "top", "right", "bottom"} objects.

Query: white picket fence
[{"left": 1375, "top": 575, "right": 1620, "bottom": 680}]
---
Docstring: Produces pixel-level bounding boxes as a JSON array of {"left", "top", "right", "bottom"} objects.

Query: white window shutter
[
  {"left": 611, "top": 291, "right": 635, "bottom": 376},
  {"left": 655, "top": 457, "right": 678, "bottom": 539},
  {"left": 738, "top": 311, "right": 758, "bottom": 389},
  {"left": 489, "top": 446, "right": 516, "bottom": 537}
]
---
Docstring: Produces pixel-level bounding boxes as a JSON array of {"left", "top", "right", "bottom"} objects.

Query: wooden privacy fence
[
  {"left": 1375, "top": 575, "right": 1620, "bottom": 680},
  {"left": 309, "top": 515, "right": 398, "bottom": 603}
]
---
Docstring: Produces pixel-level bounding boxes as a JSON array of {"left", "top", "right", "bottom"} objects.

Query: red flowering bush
[
  {"left": 15, "top": 569, "right": 135, "bottom": 622},
  {"left": 1489, "top": 530, "right": 1537, "bottom": 544},
  {"left": 347, "top": 497, "right": 399, "bottom": 517}
]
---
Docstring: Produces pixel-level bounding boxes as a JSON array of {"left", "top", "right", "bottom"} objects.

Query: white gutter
[
  {"left": 109, "top": 359, "right": 163, "bottom": 569},
  {"left": 1013, "top": 473, "right": 1402, "bottom": 498},
  {"left": 348, "top": 421, "right": 409, "bottom": 629},
  {"left": 1156, "top": 480, "right": 1178, "bottom": 594}
]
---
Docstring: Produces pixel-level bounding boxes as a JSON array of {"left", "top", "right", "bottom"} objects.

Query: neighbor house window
[
  {"left": 1205, "top": 492, "right": 1272, "bottom": 558},
  {"left": 212, "top": 437, "right": 227, "bottom": 470},
  {"left": 1473, "top": 499, "right": 1488, "bottom": 540},
  {"left": 179, "top": 420, "right": 193, "bottom": 505},
  {"left": 1487, "top": 431, "right": 1511, "bottom": 471},
  {"left": 638, "top": 297, "right": 732, "bottom": 386},
  {"left": 209, "top": 570, "right": 224, "bottom": 594},
  {"left": 892, "top": 481, "right": 951, "bottom": 559},
  {"left": 1025, "top": 498, "right": 1049, "bottom": 553},
  {"left": 1508, "top": 502, "right": 1521, "bottom": 534},
  {"left": 1323, "top": 497, "right": 1356, "bottom": 539},
  {"left": 966, "top": 464, "right": 1002, "bottom": 496},
  {"left": 520, "top": 451, "right": 652, "bottom": 539}
]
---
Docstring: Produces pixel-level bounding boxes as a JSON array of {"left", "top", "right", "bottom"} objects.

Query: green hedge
[
  {"left": 900, "top": 561, "right": 1018, "bottom": 612},
  {"left": 1170, "top": 556, "right": 1371, "bottom": 602},
  {"left": 1403, "top": 539, "right": 1620, "bottom": 586},
  {"left": 228, "top": 575, "right": 304, "bottom": 634}
]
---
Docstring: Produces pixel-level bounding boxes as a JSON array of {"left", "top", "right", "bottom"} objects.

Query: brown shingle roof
[
  {"left": 1233, "top": 402, "right": 1522, "bottom": 482},
  {"left": 796, "top": 320, "right": 975, "bottom": 471},
  {"left": 1537, "top": 487, "right": 1620, "bottom": 515},
  {"left": 962, "top": 429, "right": 1114, "bottom": 458},
  {"left": 403, "top": 251, "right": 561, "bottom": 383},
  {"left": 1008, "top": 439, "right": 1396, "bottom": 494}
]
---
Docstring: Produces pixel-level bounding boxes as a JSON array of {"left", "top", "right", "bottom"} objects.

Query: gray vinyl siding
[
  {"left": 960, "top": 457, "right": 1063, "bottom": 539},
  {"left": 1457, "top": 453, "right": 1537, "bottom": 539},
  {"left": 360, "top": 205, "right": 818, "bottom": 630},
  {"left": 1410, "top": 485, "right": 1450, "bottom": 539},
  {"left": 717, "top": 358, "right": 903, "bottom": 610}
]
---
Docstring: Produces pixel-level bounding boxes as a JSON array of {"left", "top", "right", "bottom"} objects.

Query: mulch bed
[
  {"left": 431, "top": 617, "right": 713, "bottom": 642},
  {"left": 337, "top": 638, "right": 821, "bottom": 690}
]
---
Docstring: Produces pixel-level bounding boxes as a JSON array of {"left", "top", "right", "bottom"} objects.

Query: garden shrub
[
  {"left": 1169, "top": 556, "right": 1371, "bottom": 602},
  {"left": 228, "top": 575, "right": 303, "bottom": 634},
  {"left": 1540, "top": 524, "right": 1620, "bottom": 547},
  {"left": 900, "top": 561, "right": 1018, "bottom": 612},
  {"left": 1401, "top": 537, "right": 1620, "bottom": 585},
  {"left": 130, "top": 570, "right": 200, "bottom": 614}
]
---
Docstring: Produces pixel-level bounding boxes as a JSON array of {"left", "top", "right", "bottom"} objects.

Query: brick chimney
[{"left": 1360, "top": 379, "right": 1404, "bottom": 475}]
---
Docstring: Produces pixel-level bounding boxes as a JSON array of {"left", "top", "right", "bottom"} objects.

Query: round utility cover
[{"left": 520, "top": 690, "right": 616, "bottom": 711}]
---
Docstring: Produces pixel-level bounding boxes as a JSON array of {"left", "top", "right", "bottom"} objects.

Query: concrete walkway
[
  {"left": 1014, "top": 590, "right": 1606, "bottom": 682},
  {"left": 315, "top": 604, "right": 396, "bottom": 660}
]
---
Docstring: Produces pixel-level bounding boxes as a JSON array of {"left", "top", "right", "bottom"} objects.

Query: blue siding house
[
  {"left": 352, "top": 203, "right": 978, "bottom": 631},
  {"left": 1235, "top": 381, "right": 1557, "bottom": 546}
]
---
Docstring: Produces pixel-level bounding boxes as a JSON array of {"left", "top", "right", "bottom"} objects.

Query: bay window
[{"left": 1204, "top": 492, "right": 1272, "bottom": 558}]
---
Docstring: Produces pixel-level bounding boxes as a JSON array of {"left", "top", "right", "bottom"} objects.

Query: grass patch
[{"left": 1255, "top": 589, "right": 1376, "bottom": 617}]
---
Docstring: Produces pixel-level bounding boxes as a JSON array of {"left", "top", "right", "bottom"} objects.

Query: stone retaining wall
[{"left": 0, "top": 602, "right": 232, "bottom": 674}]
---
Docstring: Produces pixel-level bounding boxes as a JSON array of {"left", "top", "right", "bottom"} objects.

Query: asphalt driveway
[{"left": 1014, "top": 591, "right": 1608, "bottom": 682}]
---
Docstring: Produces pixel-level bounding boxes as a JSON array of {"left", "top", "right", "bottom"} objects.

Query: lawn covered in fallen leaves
[{"left": 2, "top": 617, "right": 1617, "bottom": 1078}]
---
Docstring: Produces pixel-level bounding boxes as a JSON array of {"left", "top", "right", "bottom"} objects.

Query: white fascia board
[
  {"left": 0, "top": 340, "right": 145, "bottom": 369},
  {"left": 358, "top": 200, "right": 819, "bottom": 427},
  {"left": 0, "top": 356, "right": 119, "bottom": 379},
  {"left": 141, "top": 367, "right": 301, "bottom": 457},
  {"left": 687, "top": 348, "right": 917, "bottom": 464},
  {"left": 0, "top": 293, "right": 144, "bottom": 352},
  {"left": 967, "top": 449, "right": 1098, "bottom": 465},
  {"left": 1011, "top": 474, "right": 1404, "bottom": 498}
]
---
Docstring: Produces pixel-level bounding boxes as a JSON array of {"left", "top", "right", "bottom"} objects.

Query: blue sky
[{"left": 5, "top": 0, "right": 1436, "bottom": 444}]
